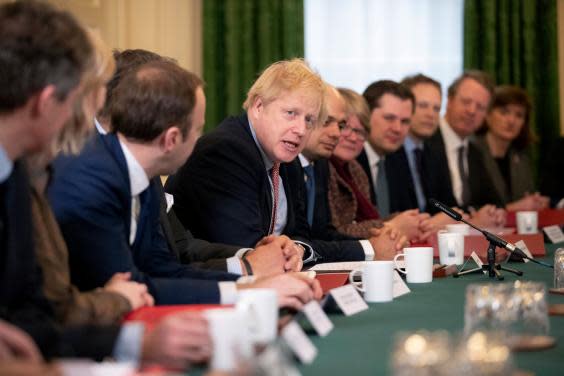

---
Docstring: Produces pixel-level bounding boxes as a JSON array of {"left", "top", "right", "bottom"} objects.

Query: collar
[
  {"left": 440, "top": 117, "right": 469, "bottom": 151},
  {"left": 298, "top": 153, "right": 312, "bottom": 168},
  {"left": 94, "top": 117, "right": 107, "bottom": 135},
  {"left": 118, "top": 140, "right": 149, "bottom": 196},
  {"left": 248, "top": 118, "right": 274, "bottom": 171},
  {"left": 0, "top": 143, "right": 13, "bottom": 183},
  {"left": 404, "top": 134, "right": 423, "bottom": 153},
  {"left": 363, "top": 142, "right": 382, "bottom": 167}
]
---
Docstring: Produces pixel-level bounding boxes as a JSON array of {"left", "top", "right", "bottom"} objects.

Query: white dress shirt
[
  {"left": 439, "top": 117, "right": 469, "bottom": 207},
  {"left": 363, "top": 142, "right": 382, "bottom": 190}
]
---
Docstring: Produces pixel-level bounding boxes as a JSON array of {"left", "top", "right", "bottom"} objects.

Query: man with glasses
[
  {"left": 292, "top": 85, "right": 402, "bottom": 260},
  {"left": 425, "top": 71, "right": 505, "bottom": 227}
]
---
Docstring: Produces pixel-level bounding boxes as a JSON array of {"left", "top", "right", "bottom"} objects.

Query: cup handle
[
  {"left": 348, "top": 268, "right": 364, "bottom": 292},
  {"left": 393, "top": 253, "right": 406, "bottom": 274}
]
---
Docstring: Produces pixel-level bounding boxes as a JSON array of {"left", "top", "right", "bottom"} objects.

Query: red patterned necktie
[{"left": 268, "top": 162, "right": 280, "bottom": 235}]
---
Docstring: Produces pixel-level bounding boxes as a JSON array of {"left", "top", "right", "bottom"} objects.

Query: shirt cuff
[
  {"left": 218, "top": 281, "right": 238, "bottom": 304},
  {"left": 359, "top": 239, "right": 375, "bottom": 261},
  {"left": 294, "top": 240, "right": 320, "bottom": 264},
  {"left": 112, "top": 322, "right": 144, "bottom": 366},
  {"left": 226, "top": 248, "right": 253, "bottom": 275}
]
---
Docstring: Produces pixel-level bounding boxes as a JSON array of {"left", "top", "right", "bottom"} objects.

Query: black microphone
[
  {"left": 430, "top": 198, "right": 553, "bottom": 269},
  {"left": 429, "top": 198, "right": 461, "bottom": 221}
]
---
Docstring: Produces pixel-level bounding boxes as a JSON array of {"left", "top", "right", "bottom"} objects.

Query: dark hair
[
  {"left": 99, "top": 49, "right": 168, "bottom": 118},
  {"left": 401, "top": 73, "right": 442, "bottom": 93},
  {"left": 484, "top": 85, "right": 535, "bottom": 149},
  {"left": 111, "top": 60, "right": 203, "bottom": 141},
  {"left": 362, "top": 80, "right": 415, "bottom": 113},
  {"left": 0, "top": 0, "right": 92, "bottom": 113},
  {"left": 447, "top": 70, "right": 495, "bottom": 99}
]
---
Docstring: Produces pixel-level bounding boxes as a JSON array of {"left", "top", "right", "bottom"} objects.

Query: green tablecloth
[{"left": 300, "top": 244, "right": 564, "bottom": 375}]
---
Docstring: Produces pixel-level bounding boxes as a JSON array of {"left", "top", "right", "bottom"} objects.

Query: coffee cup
[
  {"left": 516, "top": 211, "right": 538, "bottom": 234},
  {"left": 438, "top": 231, "right": 465, "bottom": 265},
  {"left": 236, "top": 288, "right": 278, "bottom": 345},
  {"left": 348, "top": 261, "right": 394, "bottom": 302},
  {"left": 394, "top": 247, "right": 434, "bottom": 283}
]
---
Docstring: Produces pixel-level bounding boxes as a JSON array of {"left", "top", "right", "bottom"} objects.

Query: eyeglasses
[{"left": 339, "top": 123, "right": 367, "bottom": 140}]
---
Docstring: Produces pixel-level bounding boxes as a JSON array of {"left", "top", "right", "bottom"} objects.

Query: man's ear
[
  {"left": 30, "top": 85, "right": 57, "bottom": 118},
  {"left": 160, "top": 126, "right": 182, "bottom": 153},
  {"left": 249, "top": 97, "right": 264, "bottom": 118}
]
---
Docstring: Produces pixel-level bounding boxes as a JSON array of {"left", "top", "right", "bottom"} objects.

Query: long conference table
[{"left": 299, "top": 243, "right": 564, "bottom": 375}]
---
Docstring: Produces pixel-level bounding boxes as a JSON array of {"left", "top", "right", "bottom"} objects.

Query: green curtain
[
  {"left": 203, "top": 0, "right": 304, "bottom": 131},
  {"left": 463, "top": 0, "right": 560, "bottom": 175}
]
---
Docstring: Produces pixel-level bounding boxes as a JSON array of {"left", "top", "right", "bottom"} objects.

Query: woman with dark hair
[{"left": 474, "top": 85, "right": 549, "bottom": 211}]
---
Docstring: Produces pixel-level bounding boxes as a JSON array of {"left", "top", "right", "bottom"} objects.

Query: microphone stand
[{"left": 428, "top": 199, "right": 552, "bottom": 281}]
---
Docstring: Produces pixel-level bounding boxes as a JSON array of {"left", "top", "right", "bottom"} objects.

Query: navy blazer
[
  {"left": 0, "top": 161, "right": 120, "bottom": 360},
  {"left": 166, "top": 114, "right": 365, "bottom": 263},
  {"left": 49, "top": 133, "right": 238, "bottom": 305},
  {"left": 356, "top": 149, "right": 377, "bottom": 206},
  {"left": 425, "top": 129, "right": 503, "bottom": 209},
  {"left": 386, "top": 145, "right": 458, "bottom": 214}
]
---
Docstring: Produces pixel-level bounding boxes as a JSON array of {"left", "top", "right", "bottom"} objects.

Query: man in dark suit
[
  {"left": 424, "top": 71, "right": 505, "bottom": 227},
  {"left": 0, "top": 2, "right": 214, "bottom": 367},
  {"left": 355, "top": 80, "right": 430, "bottom": 241},
  {"left": 49, "top": 60, "right": 320, "bottom": 307},
  {"left": 96, "top": 48, "right": 303, "bottom": 276},
  {"left": 167, "top": 60, "right": 381, "bottom": 264},
  {"left": 383, "top": 74, "right": 462, "bottom": 234},
  {"left": 294, "top": 85, "right": 403, "bottom": 259}
]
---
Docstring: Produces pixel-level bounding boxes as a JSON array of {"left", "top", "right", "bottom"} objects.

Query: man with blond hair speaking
[{"left": 168, "top": 59, "right": 378, "bottom": 264}]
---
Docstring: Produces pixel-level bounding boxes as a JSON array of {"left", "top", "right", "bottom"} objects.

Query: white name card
[
  {"left": 544, "top": 225, "right": 564, "bottom": 244},
  {"left": 392, "top": 271, "right": 411, "bottom": 298},
  {"left": 302, "top": 300, "right": 334, "bottom": 337},
  {"left": 514, "top": 240, "right": 534, "bottom": 263},
  {"left": 470, "top": 251, "right": 487, "bottom": 274},
  {"left": 329, "top": 285, "right": 369, "bottom": 316},
  {"left": 281, "top": 321, "right": 318, "bottom": 364}
]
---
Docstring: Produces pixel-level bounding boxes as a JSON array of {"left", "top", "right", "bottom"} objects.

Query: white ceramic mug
[
  {"left": 516, "top": 211, "right": 538, "bottom": 234},
  {"left": 236, "top": 288, "right": 278, "bottom": 345},
  {"left": 445, "top": 223, "right": 471, "bottom": 235},
  {"left": 205, "top": 308, "right": 252, "bottom": 371},
  {"left": 394, "top": 247, "right": 434, "bottom": 283},
  {"left": 438, "top": 231, "right": 465, "bottom": 265},
  {"left": 348, "top": 261, "right": 394, "bottom": 302}
]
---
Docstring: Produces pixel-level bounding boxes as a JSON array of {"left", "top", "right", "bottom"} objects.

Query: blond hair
[
  {"left": 55, "top": 29, "right": 115, "bottom": 154},
  {"left": 243, "top": 58, "right": 326, "bottom": 125},
  {"left": 338, "top": 87, "right": 371, "bottom": 132}
]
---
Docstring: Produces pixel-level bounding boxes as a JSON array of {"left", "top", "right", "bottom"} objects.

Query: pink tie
[{"left": 268, "top": 163, "right": 280, "bottom": 235}]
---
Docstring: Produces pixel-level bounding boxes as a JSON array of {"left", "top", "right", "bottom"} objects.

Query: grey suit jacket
[{"left": 473, "top": 134, "right": 535, "bottom": 206}]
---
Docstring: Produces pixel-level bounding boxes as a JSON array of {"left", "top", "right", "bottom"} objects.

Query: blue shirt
[
  {"left": 248, "top": 121, "right": 288, "bottom": 235},
  {"left": 0, "top": 144, "right": 14, "bottom": 183},
  {"left": 404, "top": 135, "right": 426, "bottom": 211}
]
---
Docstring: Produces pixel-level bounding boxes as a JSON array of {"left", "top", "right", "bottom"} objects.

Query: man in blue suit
[{"left": 49, "top": 60, "right": 321, "bottom": 307}]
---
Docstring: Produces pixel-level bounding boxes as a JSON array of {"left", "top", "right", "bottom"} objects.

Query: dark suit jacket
[
  {"left": 49, "top": 133, "right": 238, "bottom": 305},
  {"left": 356, "top": 149, "right": 377, "bottom": 206},
  {"left": 291, "top": 158, "right": 360, "bottom": 242},
  {"left": 156, "top": 180, "right": 239, "bottom": 271},
  {"left": 166, "top": 114, "right": 365, "bottom": 263},
  {"left": 540, "top": 137, "right": 564, "bottom": 206},
  {"left": 425, "top": 129, "right": 502, "bottom": 209},
  {"left": 0, "top": 161, "right": 120, "bottom": 360},
  {"left": 386, "top": 145, "right": 457, "bottom": 214}
]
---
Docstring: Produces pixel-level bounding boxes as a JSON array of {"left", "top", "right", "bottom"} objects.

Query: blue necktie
[{"left": 303, "top": 165, "right": 315, "bottom": 226}]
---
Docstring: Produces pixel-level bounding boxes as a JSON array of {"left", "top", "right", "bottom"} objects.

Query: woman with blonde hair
[{"left": 29, "top": 29, "right": 153, "bottom": 326}]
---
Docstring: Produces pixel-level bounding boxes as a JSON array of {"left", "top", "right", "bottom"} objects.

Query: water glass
[
  {"left": 554, "top": 248, "right": 564, "bottom": 288},
  {"left": 391, "top": 330, "right": 451, "bottom": 376}
]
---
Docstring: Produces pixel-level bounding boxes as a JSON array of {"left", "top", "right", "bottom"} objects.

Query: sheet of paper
[
  {"left": 543, "top": 225, "right": 564, "bottom": 244},
  {"left": 329, "top": 285, "right": 369, "bottom": 316},
  {"left": 281, "top": 321, "right": 318, "bottom": 364},
  {"left": 310, "top": 261, "right": 368, "bottom": 272},
  {"left": 514, "top": 240, "right": 533, "bottom": 263},
  {"left": 302, "top": 300, "right": 334, "bottom": 337},
  {"left": 392, "top": 271, "right": 410, "bottom": 298},
  {"left": 470, "top": 251, "right": 487, "bottom": 274}
]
